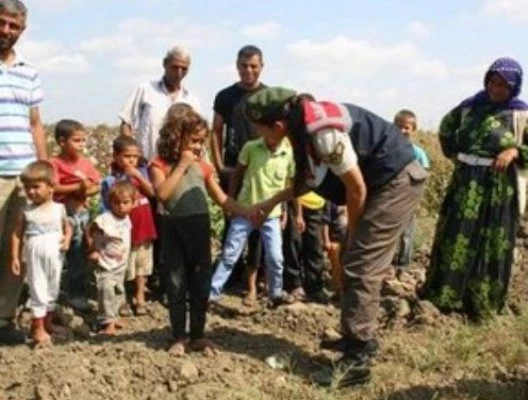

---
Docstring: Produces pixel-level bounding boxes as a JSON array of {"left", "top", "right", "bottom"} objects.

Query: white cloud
[
  {"left": 480, "top": 0, "right": 528, "bottom": 22},
  {"left": 412, "top": 60, "right": 449, "bottom": 79},
  {"left": 242, "top": 22, "right": 281, "bottom": 40},
  {"left": 378, "top": 88, "right": 399, "bottom": 100},
  {"left": 79, "top": 35, "right": 135, "bottom": 53},
  {"left": 114, "top": 57, "right": 160, "bottom": 73},
  {"left": 406, "top": 21, "right": 431, "bottom": 38},
  {"left": 452, "top": 63, "right": 488, "bottom": 81},
  {"left": 78, "top": 16, "right": 230, "bottom": 61},
  {"left": 38, "top": 54, "right": 91, "bottom": 74},
  {"left": 19, "top": 38, "right": 91, "bottom": 74},
  {"left": 287, "top": 35, "right": 419, "bottom": 75}
]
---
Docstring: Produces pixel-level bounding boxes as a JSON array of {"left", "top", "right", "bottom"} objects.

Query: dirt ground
[{"left": 1, "top": 218, "right": 528, "bottom": 400}]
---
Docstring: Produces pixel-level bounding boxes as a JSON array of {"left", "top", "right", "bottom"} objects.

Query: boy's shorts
[{"left": 126, "top": 242, "right": 153, "bottom": 281}]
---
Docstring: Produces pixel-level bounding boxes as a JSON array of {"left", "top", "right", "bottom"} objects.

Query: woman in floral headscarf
[{"left": 424, "top": 57, "right": 528, "bottom": 319}]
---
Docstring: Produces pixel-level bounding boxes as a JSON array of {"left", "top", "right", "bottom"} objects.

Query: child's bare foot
[
  {"left": 168, "top": 338, "right": 189, "bottom": 357},
  {"left": 243, "top": 292, "right": 257, "bottom": 307},
  {"left": 189, "top": 338, "right": 217, "bottom": 355},
  {"left": 99, "top": 322, "right": 117, "bottom": 336},
  {"left": 114, "top": 319, "right": 126, "bottom": 330},
  {"left": 32, "top": 329, "right": 51, "bottom": 345},
  {"left": 31, "top": 318, "right": 52, "bottom": 345}
]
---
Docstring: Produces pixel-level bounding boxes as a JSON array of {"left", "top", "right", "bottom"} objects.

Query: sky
[{"left": 19, "top": 0, "right": 528, "bottom": 129}]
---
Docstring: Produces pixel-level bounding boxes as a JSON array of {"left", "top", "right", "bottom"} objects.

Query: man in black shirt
[{"left": 211, "top": 45, "right": 266, "bottom": 176}]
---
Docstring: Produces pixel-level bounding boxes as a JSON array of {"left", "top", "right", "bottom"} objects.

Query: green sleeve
[
  {"left": 439, "top": 106, "right": 463, "bottom": 159},
  {"left": 237, "top": 142, "right": 251, "bottom": 166}
]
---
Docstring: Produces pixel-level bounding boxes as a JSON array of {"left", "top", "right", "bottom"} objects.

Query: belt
[{"left": 457, "top": 153, "right": 494, "bottom": 167}]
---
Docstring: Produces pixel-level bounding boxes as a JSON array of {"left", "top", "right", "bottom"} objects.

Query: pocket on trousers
[{"left": 406, "top": 161, "right": 429, "bottom": 184}]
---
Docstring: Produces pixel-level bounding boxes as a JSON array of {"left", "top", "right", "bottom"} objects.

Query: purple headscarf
[{"left": 460, "top": 57, "right": 528, "bottom": 110}]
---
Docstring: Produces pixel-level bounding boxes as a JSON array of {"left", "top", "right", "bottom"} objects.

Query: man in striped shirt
[{"left": 0, "top": 0, "right": 47, "bottom": 345}]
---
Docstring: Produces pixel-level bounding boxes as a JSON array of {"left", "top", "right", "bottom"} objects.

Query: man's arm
[
  {"left": 228, "top": 162, "right": 246, "bottom": 198},
  {"left": 30, "top": 107, "right": 47, "bottom": 160},
  {"left": 211, "top": 112, "right": 225, "bottom": 172}
]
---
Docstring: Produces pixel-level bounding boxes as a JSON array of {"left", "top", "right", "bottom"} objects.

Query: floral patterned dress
[{"left": 424, "top": 104, "right": 528, "bottom": 317}]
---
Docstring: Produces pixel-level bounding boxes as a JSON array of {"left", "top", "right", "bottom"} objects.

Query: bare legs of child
[
  {"left": 244, "top": 266, "right": 258, "bottom": 307},
  {"left": 134, "top": 275, "right": 148, "bottom": 315},
  {"left": 30, "top": 317, "right": 51, "bottom": 345}
]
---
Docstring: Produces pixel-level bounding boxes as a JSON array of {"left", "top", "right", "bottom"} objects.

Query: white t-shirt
[
  {"left": 306, "top": 128, "right": 358, "bottom": 188},
  {"left": 118, "top": 79, "right": 203, "bottom": 160},
  {"left": 24, "top": 201, "right": 66, "bottom": 237},
  {"left": 93, "top": 211, "right": 131, "bottom": 271}
]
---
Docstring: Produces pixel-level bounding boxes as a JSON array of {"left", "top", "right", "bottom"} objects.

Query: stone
[
  {"left": 381, "top": 279, "right": 409, "bottom": 297},
  {"left": 414, "top": 300, "right": 441, "bottom": 323},
  {"left": 167, "top": 380, "right": 178, "bottom": 393},
  {"left": 322, "top": 327, "right": 341, "bottom": 341},
  {"left": 396, "top": 299, "right": 412, "bottom": 319},
  {"left": 34, "top": 384, "right": 53, "bottom": 400},
  {"left": 177, "top": 361, "right": 199, "bottom": 381},
  {"left": 283, "top": 302, "right": 309, "bottom": 315}
]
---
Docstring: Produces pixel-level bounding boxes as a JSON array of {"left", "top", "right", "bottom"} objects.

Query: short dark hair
[
  {"left": 297, "top": 93, "right": 315, "bottom": 102},
  {"left": 20, "top": 160, "right": 55, "bottom": 185},
  {"left": 237, "top": 45, "right": 263, "bottom": 62},
  {"left": 54, "top": 119, "right": 84, "bottom": 143},
  {"left": 113, "top": 135, "right": 139, "bottom": 154}
]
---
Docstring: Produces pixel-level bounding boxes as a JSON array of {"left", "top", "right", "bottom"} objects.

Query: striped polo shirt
[{"left": 0, "top": 52, "right": 43, "bottom": 176}]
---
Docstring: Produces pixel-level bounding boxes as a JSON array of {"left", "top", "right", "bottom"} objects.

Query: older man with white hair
[
  {"left": 119, "top": 46, "right": 202, "bottom": 160},
  {"left": 118, "top": 46, "right": 201, "bottom": 304}
]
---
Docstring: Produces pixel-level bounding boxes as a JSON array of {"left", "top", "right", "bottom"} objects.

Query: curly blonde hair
[{"left": 156, "top": 104, "right": 208, "bottom": 164}]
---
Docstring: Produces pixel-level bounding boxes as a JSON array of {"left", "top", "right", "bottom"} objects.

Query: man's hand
[
  {"left": 10, "top": 258, "right": 22, "bottom": 276},
  {"left": 88, "top": 251, "right": 101, "bottom": 263},
  {"left": 59, "top": 236, "right": 70, "bottom": 252}
]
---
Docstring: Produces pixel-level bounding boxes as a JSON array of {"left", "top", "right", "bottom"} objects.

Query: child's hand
[
  {"left": 78, "top": 179, "right": 93, "bottom": 195},
  {"left": 295, "top": 215, "right": 306, "bottom": 233},
  {"left": 88, "top": 251, "right": 100, "bottom": 263},
  {"left": 124, "top": 165, "right": 141, "bottom": 179},
  {"left": 179, "top": 150, "right": 197, "bottom": 169},
  {"left": 59, "top": 235, "right": 70, "bottom": 252},
  {"left": 280, "top": 213, "right": 288, "bottom": 230},
  {"left": 323, "top": 240, "right": 332, "bottom": 252},
  {"left": 10, "top": 258, "right": 21, "bottom": 276}
]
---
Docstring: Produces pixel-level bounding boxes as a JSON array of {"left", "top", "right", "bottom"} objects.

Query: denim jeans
[
  {"left": 63, "top": 208, "right": 90, "bottom": 299},
  {"left": 210, "top": 216, "right": 283, "bottom": 300}
]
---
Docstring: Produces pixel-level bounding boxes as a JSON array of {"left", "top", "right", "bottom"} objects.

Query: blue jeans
[
  {"left": 63, "top": 208, "right": 90, "bottom": 298},
  {"left": 210, "top": 216, "right": 283, "bottom": 300}
]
